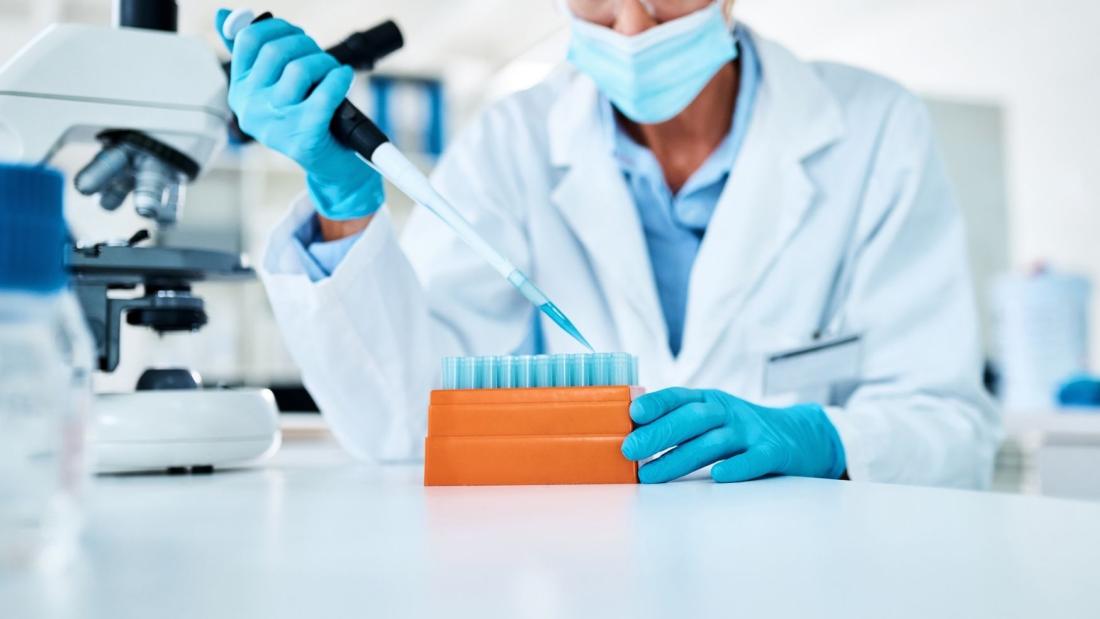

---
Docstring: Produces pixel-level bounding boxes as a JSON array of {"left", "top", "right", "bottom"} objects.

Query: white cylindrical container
[
  {"left": 993, "top": 269, "right": 1091, "bottom": 411},
  {"left": 0, "top": 164, "right": 93, "bottom": 570}
]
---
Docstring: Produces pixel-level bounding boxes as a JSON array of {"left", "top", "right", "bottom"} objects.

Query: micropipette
[{"left": 223, "top": 9, "right": 594, "bottom": 352}]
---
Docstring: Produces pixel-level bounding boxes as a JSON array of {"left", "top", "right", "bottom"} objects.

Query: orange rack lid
[{"left": 428, "top": 386, "right": 642, "bottom": 437}]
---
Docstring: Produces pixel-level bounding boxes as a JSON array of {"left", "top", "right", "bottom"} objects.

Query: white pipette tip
[{"left": 222, "top": 8, "right": 256, "bottom": 40}]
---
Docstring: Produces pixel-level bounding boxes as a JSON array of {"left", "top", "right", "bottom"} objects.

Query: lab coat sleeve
[
  {"left": 261, "top": 201, "right": 434, "bottom": 461},
  {"left": 821, "top": 92, "right": 1002, "bottom": 489},
  {"left": 259, "top": 106, "right": 536, "bottom": 462}
]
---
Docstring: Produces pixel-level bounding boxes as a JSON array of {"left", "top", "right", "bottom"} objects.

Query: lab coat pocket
[{"left": 763, "top": 334, "right": 863, "bottom": 406}]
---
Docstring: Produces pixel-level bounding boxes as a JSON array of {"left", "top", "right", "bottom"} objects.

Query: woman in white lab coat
[{"left": 217, "top": 0, "right": 1000, "bottom": 486}]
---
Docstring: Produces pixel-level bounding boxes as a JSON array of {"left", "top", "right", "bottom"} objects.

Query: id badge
[{"left": 764, "top": 334, "right": 862, "bottom": 397}]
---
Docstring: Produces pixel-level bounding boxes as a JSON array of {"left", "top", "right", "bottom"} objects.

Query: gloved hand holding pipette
[
  {"left": 218, "top": 8, "right": 592, "bottom": 351},
  {"left": 215, "top": 10, "right": 384, "bottom": 222}
]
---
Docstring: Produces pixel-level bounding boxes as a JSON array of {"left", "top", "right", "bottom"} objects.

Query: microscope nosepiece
[{"left": 76, "top": 131, "right": 199, "bottom": 225}]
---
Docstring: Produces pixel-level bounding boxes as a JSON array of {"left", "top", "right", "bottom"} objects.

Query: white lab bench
[{"left": 6, "top": 425, "right": 1100, "bottom": 619}]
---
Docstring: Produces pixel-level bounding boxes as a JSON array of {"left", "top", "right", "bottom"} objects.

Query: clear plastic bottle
[{"left": 0, "top": 164, "right": 93, "bottom": 569}]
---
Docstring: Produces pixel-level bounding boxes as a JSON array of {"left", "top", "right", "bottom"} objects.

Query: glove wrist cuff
[
  {"left": 306, "top": 172, "right": 385, "bottom": 221},
  {"left": 805, "top": 403, "right": 848, "bottom": 480}
]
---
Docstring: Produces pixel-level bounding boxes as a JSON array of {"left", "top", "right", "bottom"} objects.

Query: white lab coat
[{"left": 260, "top": 32, "right": 1001, "bottom": 488}]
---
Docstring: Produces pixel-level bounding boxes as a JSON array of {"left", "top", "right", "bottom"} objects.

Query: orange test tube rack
[{"left": 424, "top": 385, "right": 642, "bottom": 486}]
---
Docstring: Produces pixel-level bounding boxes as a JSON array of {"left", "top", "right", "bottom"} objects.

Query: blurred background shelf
[
  {"left": 996, "top": 409, "right": 1100, "bottom": 501},
  {"left": 1003, "top": 410, "right": 1100, "bottom": 439}
]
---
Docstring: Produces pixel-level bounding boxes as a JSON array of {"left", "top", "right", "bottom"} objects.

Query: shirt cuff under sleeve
[{"left": 291, "top": 215, "right": 363, "bottom": 282}]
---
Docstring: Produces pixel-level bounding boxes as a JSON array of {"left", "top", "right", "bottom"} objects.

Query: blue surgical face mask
[{"left": 566, "top": 2, "right": 738, "bottom": 124}]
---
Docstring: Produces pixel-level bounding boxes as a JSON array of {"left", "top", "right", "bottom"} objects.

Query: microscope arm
[{"left": 0, "top": 23, "right": 229, "bottom": 223}]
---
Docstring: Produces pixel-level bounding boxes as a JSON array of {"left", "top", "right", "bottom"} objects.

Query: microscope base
[{"left": 91, "top": 389, "right": 281, "bottom": 474}]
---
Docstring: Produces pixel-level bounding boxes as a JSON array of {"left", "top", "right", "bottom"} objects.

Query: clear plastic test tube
[
  {"left": 534, "top": 355, "right": 552, "bottom": 387},
  {"left": 591, "top": 353, "right": 611, "bottom": 386},
  {"left": 515, "top": 355, "right": 534, "bottom": 388},
  {"left": 568, "top": 354, "right": 588, "bottom": 387},
  {"left": 442, "top": 357, "right": 458, "bottom": 389},
  {"left": 456, "top": 357, "right": 476, "bottom": 390},
  {"left": 496, "top": 355, "right": 514, "bottom": 389},
  {"left": 552, "top": 354, "right": 570, "bottom": 387},
  {"left": 610, "top": 353, "right": 630, "bottom": 386},
  {"left": 474, "top": 357, "right": 494, "bottom": 389}
]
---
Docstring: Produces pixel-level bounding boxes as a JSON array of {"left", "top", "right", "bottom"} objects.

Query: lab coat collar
[{"left": 547, "top": 29, "right": 846, "bottom": 379}]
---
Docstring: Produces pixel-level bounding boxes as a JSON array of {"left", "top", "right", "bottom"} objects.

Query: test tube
[
  {"left": 515, "top": 355, "right": 534, "bottom": 388},
  {"left": 591, "top": 353, "right": 611, "bottom": 386},
  {"left": 552, "top": 354, "right": 570, "bottom": 387},
  {"left": 496, "top": 355, "right": 514, "bottom": 389},
  {"left": 456, "top": 357, "right": 476, "bottom": 390},
  {"left": 534, "top": 355, "right": 552, "bottom": 387},
  {"left": 568, "top": 354, "right": 588, "bottom": 387},
  {"left": 610, "top": 353, "right": 630, "bottom": 386},
  {"left": 442, "top": 357, "right": 458, "bottom": 389},
  {"left": 475, "top": 357, "right": 495, "bottom": 389}
]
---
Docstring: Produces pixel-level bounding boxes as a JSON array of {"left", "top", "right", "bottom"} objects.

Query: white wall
[
  {"left": 924, "top": 100, "right": 1010, "bottom": 353},
  {"left": 735, "top": 0, "right": 1100, "bottom": 364}
]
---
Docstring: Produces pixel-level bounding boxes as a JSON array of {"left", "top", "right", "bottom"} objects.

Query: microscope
[{"left": 0, "top": 0, "right": 279, "bottom": 473}]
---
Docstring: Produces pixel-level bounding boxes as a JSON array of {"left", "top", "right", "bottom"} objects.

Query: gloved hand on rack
[
  {"left": 621, "top": 388, "right": 847, "bottom": 484},
  {"left": 215, "top": 10, "right": 384, "bottom": 221}
]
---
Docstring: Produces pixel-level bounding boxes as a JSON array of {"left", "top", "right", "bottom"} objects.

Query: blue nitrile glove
[
  {"left": 1057, "top": 374, "right": 1100, "bottom": 407},
  {"left": 215, "top": 10, "right": 384, "bottom": 220},
  {"left": 622, "top": 388, "right": 847, "bottom": 484}
]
